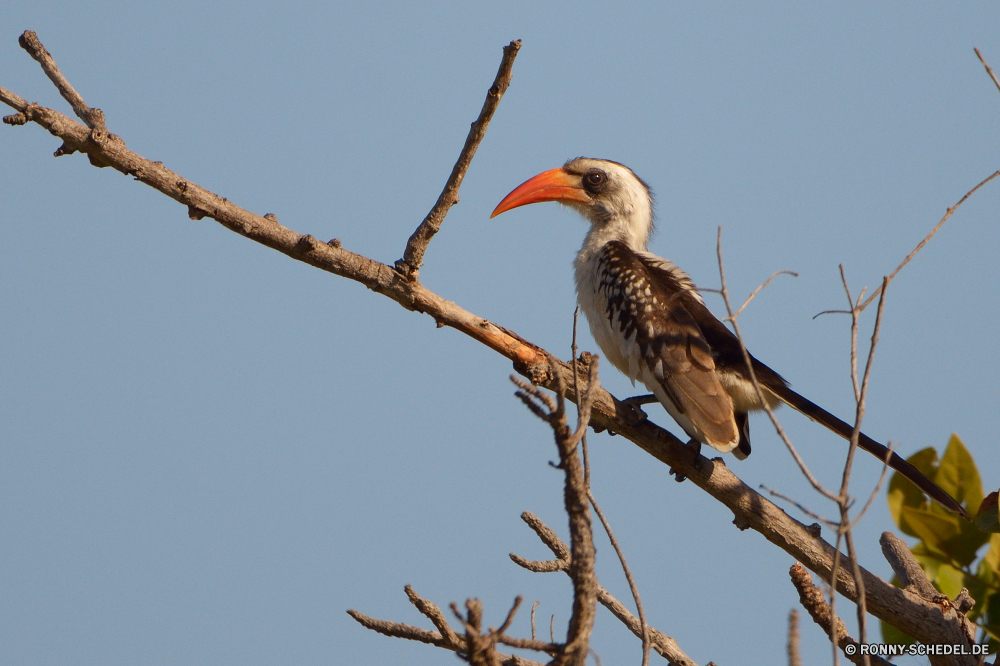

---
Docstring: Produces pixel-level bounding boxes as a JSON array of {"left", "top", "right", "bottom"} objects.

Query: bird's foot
[
  {"left": 619, "top": 393, "right": 657, "bottom": 425},
  {"left": 669, "top": 439, "right": 703, "bottom": 483}
]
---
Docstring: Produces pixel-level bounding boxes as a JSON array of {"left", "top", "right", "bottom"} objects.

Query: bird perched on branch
[{"left": 492, "top": 157, "right": 968, "bottom": 519}]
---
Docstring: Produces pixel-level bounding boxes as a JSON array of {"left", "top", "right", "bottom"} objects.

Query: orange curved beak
[{"left": 490, "top": 167, "right": 590, "bottom": 218}]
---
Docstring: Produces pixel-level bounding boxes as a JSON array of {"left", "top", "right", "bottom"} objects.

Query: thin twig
[
  {"left": 726, "top": 269, "right": 798, "bottom": 321},
  {"left": 16, "top": 30, "right": 107, "bottom": 131},
  {"left": 531, "top": 601, "right": 539, "bottom": 641},
  {"left": 847, "top": 442, "right": 896, "bottom": 530},
  {"left": 761, "top": 485, "right": 838, "bottom": 528},
  {"left": 974, "top": 48, "right": 1000, "bottom": 95},
  {"left": 857, "top": 170, "right": 1000, "bottom": 312},
  {"left": 588, "top": 492, "right": 650, "bottom": 666},
  {"left": 716, "top": 228, "right": 839, "bottom": 503},
  {"left": 512, "top": 512, "right": 701, "bottom": 666},
  {"left": 396, "top": 39, "right": 522, "bottom": 279},
  {"left": 788, "top": 609, "right": 802, "bottom": 666}
]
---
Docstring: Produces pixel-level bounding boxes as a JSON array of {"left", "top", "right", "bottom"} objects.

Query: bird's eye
[{"left": 583, "top": 170, "right": 606, "bottom": 192}]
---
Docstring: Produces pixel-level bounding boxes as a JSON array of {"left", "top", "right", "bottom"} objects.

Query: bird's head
[{"left": 491, "top": 157, "right": 654, "bottom": 249}]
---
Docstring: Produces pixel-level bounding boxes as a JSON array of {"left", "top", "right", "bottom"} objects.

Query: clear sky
[{"left": 2, "top": 3, "right": 999, "bottom": 665}]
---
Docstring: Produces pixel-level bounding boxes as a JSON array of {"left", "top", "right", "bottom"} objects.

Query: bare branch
[
  {"left": 788, "top": 609, "right": 802, "bottom": 666},
  {"left": 347, "top": 608, "right": 449, "bottom": 646},
  {"left": 17, "top": 30, "right": 106, "bottom": 131},
  {"left": 879, "top": 532, "right": 941, "bottom": 600},
  {"left": 509, "top": 553, "right": 567, "bottom": 573},
  {"left": 395, "top": 39, "right": 522, "bottom": 280},
  {"left": 588, "top": 491, "right": 650, "bottom": 666},
  {"left": 857, "top": 170, "right": 1000, "bottom": 312},
  {"left": 514, "top": 513, "right": 702, "bottom": 666},
  {"left": 716, "top": 228, "right": 839, "bottom": 503},
  {"left": 726, "top": 269, "right": 798, "bottom": 321},
  {"left": 788, "top": 564, "right": 892, "bottom": 666},
  {"left": 518, "top": 511, "right": 572, "bottom": 562},
  {"left": 974, "top": 48, "right": 1000, "bottom": 95},
  {"left": 405, "top": 585, "right": 462, "bottom": 648}
]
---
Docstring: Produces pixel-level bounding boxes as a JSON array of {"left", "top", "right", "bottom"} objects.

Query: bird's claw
[
  {"left": 619, "top": 393, "right": 656, "bottom": 425},
  {"left": 669, "top": 439, "right": 703, "bottom": 483}
]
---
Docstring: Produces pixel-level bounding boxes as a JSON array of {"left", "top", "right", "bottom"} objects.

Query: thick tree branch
[
  {"left": 0, "top": 32, "right": 985, "bottom": 652},
  {"left": 395, "top": 39, "right": 522, "bottom": 280}
]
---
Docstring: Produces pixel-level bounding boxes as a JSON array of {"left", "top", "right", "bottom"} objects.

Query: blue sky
[{"left": 3, "top": 3, "right": 999, "bottom": 664}]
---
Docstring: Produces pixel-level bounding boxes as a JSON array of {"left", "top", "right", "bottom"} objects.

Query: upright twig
[
  {"left": 16, "top": 30, "right": 107, "bottom": 132},
  {"left": 974, "top": 48, "right": 1000, "bottom": 96},
  {"left": 857, "top": 170, "right": 1000, "bottom": 312},
  {"left": 396, "top": 40, "right": 522, "bottom": 280},
  {"left": 788, "top": 609, "right": 802, "bottom": 666},
  {"left": 716, "top": 228, "right": 839, "bottom": 503},
  {"left": 512, "top": 354, "right": 601, "bottom": 666}
]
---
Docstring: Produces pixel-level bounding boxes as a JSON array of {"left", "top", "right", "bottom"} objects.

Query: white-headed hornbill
[{"left": 492, "top": 157, "right": 968, "bottom": 519}]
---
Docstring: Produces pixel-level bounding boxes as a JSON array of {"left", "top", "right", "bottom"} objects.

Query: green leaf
[
  {"left": 976, "top": 491, "right": 1000, "bottom": 533},
  {"left": 984, "top": 534, "right": 1000, "bottom": 580},
  {"left": 982, "top": 592, "right": 1000, "bottom": 642},
  {"left": 888, "top": 447, "right": 941, "bottom": 536},
  {"left": 901, "top": 505, "right": 989, "bottom": 567},
  {"left": 936, "top": 434, "right": 984, "bottom": 514},
  {"left": 881, "top": 618, "right": 918, "bottom": 646}
]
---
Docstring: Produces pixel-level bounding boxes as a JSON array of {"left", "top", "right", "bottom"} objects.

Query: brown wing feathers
[
  {"left": 600, "top": 241, "right": 968, "bottom": 518},
  {"left": 597, "top": 242, "right": 738, "bottom": 448}
]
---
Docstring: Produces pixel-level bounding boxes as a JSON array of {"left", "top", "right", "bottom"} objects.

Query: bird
[{"left": 491, "top": 157, "right": 968, "bottom": 519}]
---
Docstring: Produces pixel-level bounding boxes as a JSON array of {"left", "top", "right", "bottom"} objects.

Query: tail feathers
[
  {"left": 733, "top": 411, "right": 751, "bottom": 461},
  {"left": 769, "top": 385, "right": 969, "bottom": 520}
]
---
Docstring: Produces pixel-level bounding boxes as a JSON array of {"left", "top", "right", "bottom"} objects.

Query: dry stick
[
  {"left": 531, "top": 601, "right": 539, "bottom": 641},
  {"left": 512, "top": 512, "right": 701, "bottom": 666},
  {"left": 788, "top": 609, "right": 802, "bottom": 666},
  {"left": 587, "top": 493, "right": 651, "bottom": 666},
  {"left": 396, "top": 40, "right": 521, "bottom": 280},
  {"left": 843, "top": 278, "right": 890, "bottom": 657},
  {"left": 974, "top": 48, "right": 1000, "bottom": 96},
  {"left": 0, "top": 33, "right": 985, "bottom": 648},
  {"left": 857, "top": 170, "right": 1000, "bottom": 312},
  {"left": 789, "top": 564, "right": 893, "bottom": 666},
  {"left": 17, "top": 30, "right": 106, "bottom": 131},
  {"left": 512, "top": 358, "right": 599, "bottom": 666},
  {"left": 568, "top": 309, "right": 651, "bottom": 666}
]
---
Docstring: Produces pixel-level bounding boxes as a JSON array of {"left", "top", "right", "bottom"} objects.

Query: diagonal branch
[
  {"left": 974, "top": 48, "right": 1000, "bottom": 96},
  {"left": 395, "top": 39, "right": 522, "bottom": 280}
]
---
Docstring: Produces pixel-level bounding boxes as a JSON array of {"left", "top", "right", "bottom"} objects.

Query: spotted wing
[{"left": 594, "top": 241, "right": 738, "bottom": 449}]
